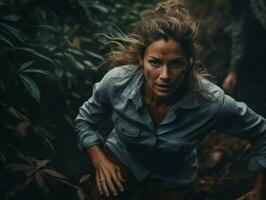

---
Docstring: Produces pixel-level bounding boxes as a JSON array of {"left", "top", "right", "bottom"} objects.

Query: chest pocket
[
  {"left": 159, "top": 141, "right": 195, "bottom": 158},
  {"left": 115, "top": 120, "right": 141, "bottom": 143}
]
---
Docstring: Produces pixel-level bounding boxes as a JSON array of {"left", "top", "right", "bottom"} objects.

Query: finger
[
  {"left": 113, "top": 169, "right": 125, "bottom": 192},
  {"left": 101, "top": 181, "right": 110, "bottom": 197},
  {"left": 116, "top": 167, "right": 125, "bottom": 183},
  {"left": 236, "top": 195, "right": 245, "bottom": 200},
  {"left": 105, "top": 174, "right": 118, "bottom": 196},
  {"left": 223, "top": 82, "right": 230, "bottom": 92},
  {"left": 236, "top": 195, "right": 248, "bottom": 200},
  {"left": 100, "top": 170, "right": 110, "bottom": 197},
  {"left": 96, "top": 172, "right": 103, "bottom": 195}
]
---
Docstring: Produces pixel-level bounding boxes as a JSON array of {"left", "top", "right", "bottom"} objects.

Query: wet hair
[{"left": 104, "top": 0, "right": 212, "bottom": 92}]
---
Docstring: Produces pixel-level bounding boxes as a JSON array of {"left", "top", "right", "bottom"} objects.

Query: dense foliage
[
  {"left": 0, "top": 0, "right": 157, "bottom": 199},
  {"left": 0, "top": 0, "right": 253, "bottom": 199}
]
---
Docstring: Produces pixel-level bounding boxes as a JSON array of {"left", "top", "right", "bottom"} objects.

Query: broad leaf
[
  {"left": 7, "top": 106, "right": 28, "bottom": 121},
  {"left": 66, "top": 48, "right": 84, "bottom": 56},
  {"left": 76, "top": 61, "right": 85, "bottom": 71},
  {"left": 19, "top": 74, "right": 41, "bottom": 103},
  {"left": 10, "top": 47, "right": 54, "bottom": 65},
  {"left": 79, "top": 174, "right": 91, "bottom": 185},
  {"left": 0, "top": 22, "right": 27, "bottom": 43},
  {"left": 39, "top": 135, "right": 56, "bottom": 153},
  {"left": 15, "top": 120, "right": 31, "bottom": 137},
  {"left": 8, "top": 145, "right": 37, "bottom": 165},
  {"left": 36, "top": 159, "right": 51, "bottom": 170},
  {"left": 42, "top": 169, "right": 68, "bottom": 180},
  {"left": 90, "top": 4, "right": 109, "bottom": 14},
  {"left": 55, "top": 178, "right": 76, "bottom": 188},
  {"left": 0, "top": 34, "right": 14, "bottom": 47},
  {"left": 64, "top": 52, "right": 84, "bottom": 71},
  {"left": 19, "top": 61, "right": 35, "bottom": 72},
  {"left": 1, "top": 14, "right": 20, "bottom": 22},
  {"left": 22, "top": 69, "right": 50, "bottom": 76},
  {"left": 35, "top": 172, "right": 51, "bottom": 195},
  {"left": 84, "top": 50, "right": 103, "bottom": 61},
  {"left": 77, "top": 187, "right": 90, "bottom": 200},
  {"left": 5, "top": 163, "right": 32, "bottom": 172},
  {"left": 37, "top": 25, "right": 57, "bottom": 33}
]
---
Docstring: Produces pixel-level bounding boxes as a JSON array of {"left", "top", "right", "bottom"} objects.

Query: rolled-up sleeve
[
  {"left": 215, "top": 94, "right": 266, "bottom": 171},
  {"left": 75, "top": 73, "right": 113, "bottom": 151}
]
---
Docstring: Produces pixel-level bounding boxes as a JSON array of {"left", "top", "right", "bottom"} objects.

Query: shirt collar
[
  {"left": 121, "top": 69, "right": 144, "bottom": 110},
  {"left": 174, "top": 89, "right": 200, "bottom": 110},
  {"left": 121, "top": 70, "right": 199, "bottom": 110}
]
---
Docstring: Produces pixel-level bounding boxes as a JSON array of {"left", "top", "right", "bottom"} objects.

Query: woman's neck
[{"left": 143, "top": 83, "right": 185, "bottom": 107}]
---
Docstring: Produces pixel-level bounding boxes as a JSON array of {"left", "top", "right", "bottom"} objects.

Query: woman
[{"left": 75, "top": 1, "right": 266, "bottom": 199}]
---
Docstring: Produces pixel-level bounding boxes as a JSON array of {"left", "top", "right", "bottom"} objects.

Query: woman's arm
[
  {"left": 237, "top": 170, "right": 265, "bottom": 200},
  {"left": 75, "top": 68, "right": 127, "bottom": 197},
  {"left": 215, "top": 94, "right": 266, "bottom": 199},
  {"left": 75, "top": 70, "right": 115, "bottom": 151},
  {"left": 254, "top": 170, "right": 266, "bottom": 191}
]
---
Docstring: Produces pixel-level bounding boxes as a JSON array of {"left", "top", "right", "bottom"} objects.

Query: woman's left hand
[{"left": 236, "top": 188, "right": 263, "bottom": 200}]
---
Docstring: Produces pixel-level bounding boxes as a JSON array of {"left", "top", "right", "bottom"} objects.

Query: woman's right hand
[
  {"left": 87, "top": 145, "right": 125, "bottom": 197},
  {"left": 222, "top": 71, "right": 237, "bottom": 93}
]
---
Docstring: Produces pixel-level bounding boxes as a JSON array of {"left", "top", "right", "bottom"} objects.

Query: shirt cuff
[
  {"left": 78, "top": 133, "right": 104, "bottom": 151},
  {"left": 248, "top": 155, "right": 266, "bottom": 171}
]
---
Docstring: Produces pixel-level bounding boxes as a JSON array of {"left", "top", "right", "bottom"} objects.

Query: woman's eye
[
  {"left": 148, "top": 60, "right": 160, "bottom": 66},
  {"left": 169, "top": 61, "right": 185, "bottom": 68}
]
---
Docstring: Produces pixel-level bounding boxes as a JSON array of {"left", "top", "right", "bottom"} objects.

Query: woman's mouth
[{"left": 156, "top": 84, "right": 172, "bottom": 92}]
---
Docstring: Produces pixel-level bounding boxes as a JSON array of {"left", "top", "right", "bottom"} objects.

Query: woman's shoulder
[
  {"left": 196, "top": 77, "right": 225, "bottom": 104},
  {"left": 98, "top": 64, "right": 141, "bottom": 93},
  {"left": 103, "top": 64, "right": 140, "bottom": 80}
]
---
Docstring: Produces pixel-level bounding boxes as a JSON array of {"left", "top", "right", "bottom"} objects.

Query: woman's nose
[{"left": 159, "top": 65, "right": 171, "bottom": 80}]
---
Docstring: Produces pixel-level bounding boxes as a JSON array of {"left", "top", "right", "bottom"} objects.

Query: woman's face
[{"left": 141, "top": 38, "right": 188, "bottom": 99}]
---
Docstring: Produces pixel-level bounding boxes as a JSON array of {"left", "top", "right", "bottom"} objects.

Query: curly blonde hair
[{"left": 104, "top": 0, "right": 211, "bottom": 91}]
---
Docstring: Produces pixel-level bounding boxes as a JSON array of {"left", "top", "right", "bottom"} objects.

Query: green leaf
[
  {"left": 35, "top": 172, "right": 51, "bottom": 195},
  {"left": 5, "top": 163, "right": 32, "bottom": 172},
  {"left": 0, "top": 34, "right": 14, "bottom": 47},
  {"left": 64, "top": 52, "right": 84, "bottom": 71},
  {"left": 15, "top": 120, "right": 31, "bottom": 137},
  {"left": 37, "top": 25, "right": 57, "bottom": 33},
  {"left": 19, "top": 74, "right": 41, "bottom": 103},
  {"left": 79, "top": 174, "right": 91, "bottom": 185},
  {"left": 42, "top": 169, "right": 69, "bottom": 180},
  {"left": 66, "top": 48, "right": 83, "bottom": 56},
  {"left": 64, "top": 52, "right": 76, "bottom": 63},
  {"left": 54, "top": 52, "right": 64, "bottom": 57},
  {"left": 76, "top": 61, "right": 85, "bottom": 71},
  {"left": 36, "top": 159, "right": 51, "bottom": 170},
  {"left": 22, "top": 69, "right": 50, "bottom": 76},
  {"left": 53, "top": 178, "right": 76, "bottom": 188},
  {"left": 83, "top": 60, "right": 94, "bottom": 67},
  {"left": 1, "top": 14, "right": 20, "bottom": 22},
  {"left": 90, "top": 4, "right": 109, "bottom": 14},
  {"left": 83, "top": 60, "right": 98, "bottom": 71},
  {"left": 7, "top": 106, "right": 28, "bottom": 121},
  {"left": 10, "top": 47, "right": 55, "bottom": 65},
  {"left": 84, "top": 50, "right": 103, "bottom": 60},
  {"left": 0, "top": 22, "right": 27, "bottom": 43},
  {"left": 8, "top": 145, "right": 36, "bottom": 165},
  {"left": 77, "top": 187, "right": 90, "bottom": 200},
  {"left": 19, "top": 61, "right": 35, "bottom": 72}
]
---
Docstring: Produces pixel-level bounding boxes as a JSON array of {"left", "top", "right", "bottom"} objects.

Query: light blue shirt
[{"left": 75, "top": 65, "right": 266, "bottom": 188}]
